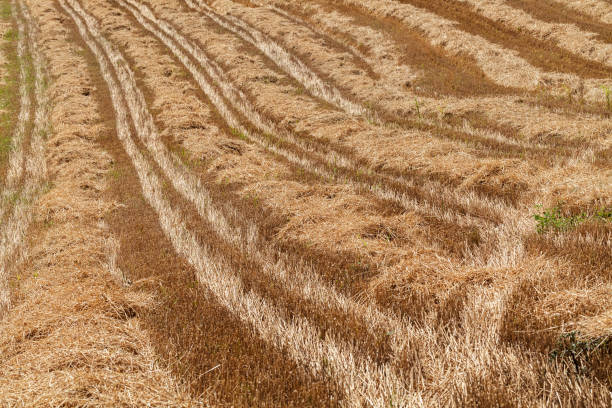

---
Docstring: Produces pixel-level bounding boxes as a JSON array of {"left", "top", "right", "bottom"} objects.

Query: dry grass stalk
[
  {"left": 0, "top": 0, "right": 195, "bottom": 404},
  {"left": 120, "top": 0, "right": 515, "bottom": 234},
  {"left": 0, "top": 0, "right": 609, "bottom": 404},
  {"left": 462, "top": 0, "right": 612, "bottom": 67},
  {"left": 61, "top": 0, "right": 419, "bottom": 404},
  {"left": 0, "top": 0, "right": 47, "bottom": 317},
  {"left": 554, "top": 0, "right": 612, "bottom": 25}
]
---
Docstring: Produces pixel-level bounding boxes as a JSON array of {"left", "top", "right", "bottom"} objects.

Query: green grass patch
[
  {"left": 534, "top": 204, "right": 612, "bottom": 234},
  {"left": 0, "top": 4, "right": 21, "bottom": 170},
  {"left": 230, "top": 127, "right": 249, "bottom": 142}
]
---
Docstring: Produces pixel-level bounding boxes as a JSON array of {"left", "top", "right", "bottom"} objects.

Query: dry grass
[
  {"left": 0, "top": 0, "right": 194, "bottom": 404},
  {"left": 1, "top": 0, "right": 611, "bottom": 405},
  {"left": 59, "top": 0, "right": 416, "bottom": 403},
  {"left": 555, "top": 0, "right": 612, "bottom": 25}
]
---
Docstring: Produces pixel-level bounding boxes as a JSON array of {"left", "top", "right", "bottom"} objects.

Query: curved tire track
[
  {"left": 60, "top": 0, "right": 419, "bottom": 405},
  {"left": 0, "top": 0, "right": 48, "bottom": 316}
]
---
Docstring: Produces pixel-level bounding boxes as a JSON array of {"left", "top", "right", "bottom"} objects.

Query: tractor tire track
[
  {"left": 246, "top": 0, "right": 612, "bottom": 147},
  {"left": 118, "top": 0, "right": 522, "bottom": 226},
  {"left": 182, "top": 0, "right": 577, "bottom": 161},
  {"left": 80, "top": 0, "right": 460, "bottom": 388},
  {"left": 0, "top": 0, "right": 31, "bottom": 221},
  {"left": 506, "top": 0, "right": 612, "bottom": 43},
  {"left": 462, "top": 0, "right": 612, "bottom": 67},
  {"left": 61, "top": 0, "right": 420, "bottom": 405},
  {"left": 0, "top": 0, "right": 48, "bottom": 317}
]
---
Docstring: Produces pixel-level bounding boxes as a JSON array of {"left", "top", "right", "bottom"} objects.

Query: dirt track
[{"left": 0, "top": 0, "right": 610, "bottom": 406}]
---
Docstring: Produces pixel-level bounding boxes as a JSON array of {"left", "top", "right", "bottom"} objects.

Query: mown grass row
[
  {"left": 56, "top": 0, "right": 612, "bottom": 403},
  {"left": 0, "top": 0, "right": 48, "bottom": 317},
  {"left": 60, "top": 0, "right": 423, "bottom": 404}
]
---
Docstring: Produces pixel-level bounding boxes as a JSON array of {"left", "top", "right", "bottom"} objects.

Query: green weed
[
  {"left": 230, "top": 127, "right": 248, "bottom": 142},
  {"left": 593, "top": 208, "right": 612, "bottom": 221},
  {"left": 601, "top": 85, "right": 611, "bottom": 111},
  {"left": 534, "top": 204, "right": 611, "bottom": 233},
  {"left": 4, "top": 190, "right": 20, "bottom": 205},
  {"left": 246, "top": 191, "right": 259, "bottom": 206},
  {"left": 550, "top": 331, "right": 611, "bottom": 375},
  {"left": 3, "top": 28, "right": 16, "bottom": 42},
  {"left": 562, "top": 84, "right": 572, "bottom": 103},
  {"left": 534, "top": 205, "right": 586, "bottom": 233}
]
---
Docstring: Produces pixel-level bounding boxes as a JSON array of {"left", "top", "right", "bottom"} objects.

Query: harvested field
[{"left": 0, "top": 0, "right": 610, "bottom": 406}]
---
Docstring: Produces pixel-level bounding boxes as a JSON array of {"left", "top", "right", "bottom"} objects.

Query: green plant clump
[
  {"left": 550, "top": 331, "right": 611, "bottom": 375},
  {"left": 534, "top": 205, "right": 585, "bottom": 233},
  {"left": 534, "top": 204, "right": 612, "bottom": 234}
]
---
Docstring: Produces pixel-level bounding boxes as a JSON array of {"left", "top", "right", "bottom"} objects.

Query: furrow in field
[
  {"left": 0, "top": 0, "right": 31, "bottom": 222},
  {"left": 249, "top": 0, "right": 517, "bottom": 100},
  {"left": 0, "top": 0, "right": 47, "bottom": 316},
  {"left": 84, "top": 0, "right": 472, "bottom": 385},
  {"left": 553, "top": 0, "right": 612, "bottom": 25},
  {"left": 0, "top": 0, "right": 193, "bottom": 403},
  {"left": 506, "top": 0, "right": 612, "bottom": 43},
  {"left": 83, "top": 0, "right": 416, "bottom": 372},
  {"left": 184, "top": 0, "right": 367, "bottom": 117},
  {"left": 184, "top": 0, "right": 580, "bottom": 162},
  {"left": 249, "top": 0, "right": 612, "bottom": 148},
  {"left": 461, "top": 0, "right": 612, "bottom": 68},
  {"left": 62, "top": 0, "right": 418, "bottom": 405},
  {"left": 320, "top": 0, "right": 612, "bottom": 99},
  {"left": 126, "top": 0, "right": 559, "bottom": 274},
  {"left": 117, "top": 0, "right": 513, "bottom": 229},
  {"left": 392, "top": 0, "right": 612, "bottom": 77},
  {"left": 330, "top": 0, "right": 548, "bottom": 89},
  {"left": 246, "top": 0, "right": 490, "bottom": 98}
]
